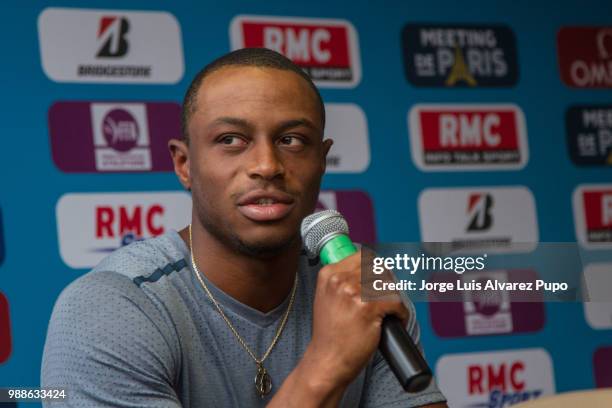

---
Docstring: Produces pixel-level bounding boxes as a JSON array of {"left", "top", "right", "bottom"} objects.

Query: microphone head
[{"left": 301, "top": 209, "right": 349, "bottom": 257}]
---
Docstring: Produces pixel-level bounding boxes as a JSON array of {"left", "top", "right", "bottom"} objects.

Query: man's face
[{"left": 176, "top": 66, "right": 332, "bottom": 256}]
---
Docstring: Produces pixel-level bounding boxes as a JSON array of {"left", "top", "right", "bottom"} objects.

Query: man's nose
[{"left": 246, "top": 140, "right": 285, "bottom": 180}]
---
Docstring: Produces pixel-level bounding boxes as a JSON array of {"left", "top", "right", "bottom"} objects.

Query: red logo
[
  {"left": 96, "top": 204, "right": 164, "bottom": 240},
  {"left": 583, "top": 190, "right": 612, "bottom": 243},
  {"left": 466, "top": 193, "right": 494, "bottom": 232},
  {"left": 230, "top": 16, "right": 361, "bottom": 87},
  {"left": 409, "top": 104, "right": 528, "bottom": 170},
  {"left": 468, "top": 361, "right": 526, "bottom": 395},
  {"left": 437, "top": 349, "right": 554, "bottom": 407},
  {"left": 466, "top": 360, "right": 546, "bottom": 405},
  {"left": 96, "top": 16, "right": 129, "bottom": 58},
  {"left": 56, "top": 192, "right": 191, "bottom": 268},
  {"left": 558, "top": 27, "right": 612, "bottom": 88},
  {"left": 0, "top": 293, "right": 11, "bottom": 364}
]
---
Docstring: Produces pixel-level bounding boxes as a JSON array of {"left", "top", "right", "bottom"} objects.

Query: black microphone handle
[
  {"left": 300, "top": 209, "right": 433, "bottom": 394},
  {"left": 379, "top": 315, "right": 433, "bottom": 393}
]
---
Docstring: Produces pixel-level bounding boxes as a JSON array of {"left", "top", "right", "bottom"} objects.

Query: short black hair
[{"left": 181, "top": 48, "right": 325, "bottom": 142}]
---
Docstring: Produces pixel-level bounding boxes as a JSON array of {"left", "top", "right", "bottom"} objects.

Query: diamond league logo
[
  {"left": 102, "top": 108, "right": 139, "bottom": 152},
  {"left": 470, "top": 276, "right": 504, "bottom": 316},
  {"left": 91, "top": 103, "right": 151, "bottom": 171}
]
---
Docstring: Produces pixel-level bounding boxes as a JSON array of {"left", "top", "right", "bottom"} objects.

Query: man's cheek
[{"left": 303, "top": 187, "right": 321, "bottom": 213}]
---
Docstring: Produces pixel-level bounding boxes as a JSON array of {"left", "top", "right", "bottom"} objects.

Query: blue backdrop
[{"left": 0, "top": 0, "right": 611, "bottom": 406}]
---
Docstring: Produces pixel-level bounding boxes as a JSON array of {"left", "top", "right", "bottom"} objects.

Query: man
[{"left": 42, "top": 48, "right": 447, "bottom": 407}]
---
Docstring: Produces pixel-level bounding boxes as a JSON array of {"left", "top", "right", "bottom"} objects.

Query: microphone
[{"left": 301, "top": 210, "right": 433, "bottom": 393}]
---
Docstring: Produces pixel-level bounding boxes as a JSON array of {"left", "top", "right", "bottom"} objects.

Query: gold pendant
[{"left": 255, "top": 363, "right": 272, "bottom": 398}]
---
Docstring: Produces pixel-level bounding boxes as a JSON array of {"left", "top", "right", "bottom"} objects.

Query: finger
[
  {"left": 321, "top": 253, "right": 363, "bottom": 287},
  {"left": 373, "top": 300, "right": 410, "bottom": 323},
  {"left": 334, "top": 251, "right": 362, "bottom": 272}
]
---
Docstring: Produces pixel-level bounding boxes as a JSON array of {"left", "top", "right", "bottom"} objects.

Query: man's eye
[
  {"left": 219, "top": 135, "right": 246, "bottom": 146},
  {"left": 279, "top": 135, "right": 304, "bottom": 146}
]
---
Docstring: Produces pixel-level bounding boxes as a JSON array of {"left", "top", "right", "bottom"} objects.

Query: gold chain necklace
[{"left": 188, "top": 224, "right": 298, "bottom": 398}]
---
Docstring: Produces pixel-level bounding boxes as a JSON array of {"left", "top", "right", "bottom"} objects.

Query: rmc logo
[
  {"left": 573, "top": 184, "right": 612, "bottom": 249},
  {"left": 56, "top": 192, "right": 191, "bottom": 268},
  {"left": 436, "top": 349, "right": 555, "bottom": 407},
  {"left": 468, "top": 360, "right": 539, "bottom": 405},
  {"left": 230, "top": 15, "right": 361, "bottom": 88},
  {"left": 95, "top": 204, "right": 164, "bottom": 245},
  {"left": 408, "top": 104, "right": 529, "bottom": 171}
]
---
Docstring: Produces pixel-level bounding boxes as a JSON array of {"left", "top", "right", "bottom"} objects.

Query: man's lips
[
  {"left": 236, "top": 190, "right": 296, "bottom": 222},
  {"left": 238, "top": 203, "right": 295, "bottom": 222}
]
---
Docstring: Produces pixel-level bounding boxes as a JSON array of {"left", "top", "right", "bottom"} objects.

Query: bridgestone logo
[
  {"left": 37, "top": 8, "right": 183, "bottom": 84},
  {"left": 77, "top": 65, "right": 151, "bottom": 77}
]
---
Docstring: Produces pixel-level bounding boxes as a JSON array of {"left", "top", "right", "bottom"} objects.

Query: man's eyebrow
[
  {"left": 209, "top": 117, "right": 321, "bottom": 133},
  {"left": 277, "top": 118, "right": 321, "bottom": 133},
  {"left": 209, "top": 117, "right": 254, "bottom": 130}
]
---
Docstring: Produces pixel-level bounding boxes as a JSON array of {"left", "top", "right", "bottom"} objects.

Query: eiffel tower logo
[{"left": 445, "top": 46, "right": 477, "bottom": 86}]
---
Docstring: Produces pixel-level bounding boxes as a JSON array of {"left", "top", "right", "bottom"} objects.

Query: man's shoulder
[
  {"left": 48, "top": 234, "right": 188, "bottom": 343},
  {"left": 93, "top": 230, "right": 188, "bottom": 283},
  {"left": 53, "top": 268, "right": 141, "bottom": 315},
  {"left": 54, "top": 231, "right": 188, "bottom": 312},
  {"left": 43, "top": 239, "right": 184, "bottom": 398}
]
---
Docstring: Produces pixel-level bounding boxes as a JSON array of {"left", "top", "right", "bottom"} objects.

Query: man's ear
[
  {"left": 168, "top": 138, "right": 191, "bottom": 191},
  {"left": 321, "top": 138, "right": 334, "bottom": 173}
]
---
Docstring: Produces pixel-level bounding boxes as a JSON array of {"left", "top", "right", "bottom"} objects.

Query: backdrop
[{"left": 1, "top": 0, "right": 611, "bottom": 406}]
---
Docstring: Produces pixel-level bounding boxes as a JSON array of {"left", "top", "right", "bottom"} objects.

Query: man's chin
[
  {"left": 231, "top": 225, "right": 301, "bottom": 257},
  {"left": 199, "top": 210, "right": 302, "bottom": 258},
  {"left": 233, "top": 235, "right": 298, "bottom": 258}
]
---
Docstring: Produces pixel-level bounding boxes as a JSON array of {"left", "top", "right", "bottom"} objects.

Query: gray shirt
[{"left": 42, "top": 230, "right": 446, "bottom": 407}]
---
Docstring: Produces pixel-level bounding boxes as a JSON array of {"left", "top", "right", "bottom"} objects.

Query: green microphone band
[{"left": 319, "top": 234, "right": 357, "bottom": 265}]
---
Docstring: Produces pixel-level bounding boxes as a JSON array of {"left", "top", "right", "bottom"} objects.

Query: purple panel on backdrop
[
  {"left": 147, "top": 103, "right": 182, "bottom": 170},
  {"left": 49, "top": 102, "right": 94, "bottom": 170},
  {"left": 594, "top": 346, "right": 612, "bottom": 388},
  {"left": 49, "top": 101, "right": 179, "bottom": 172},
  {"left": 0, "top": 293, "right": 11, "bottom": 364},
  {"left": 316, "top": 190, "right": 376, "bottom": 244},
  {"left": 429, "top": 269, "right": 545, "bottom": 337},
  {"left": 336, "top": 191, "right": 376, "bottom": 244}
]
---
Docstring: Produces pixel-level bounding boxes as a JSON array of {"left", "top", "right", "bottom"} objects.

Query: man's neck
[{"left": 178, "top": 225, "right": 300, "bottom": 313}]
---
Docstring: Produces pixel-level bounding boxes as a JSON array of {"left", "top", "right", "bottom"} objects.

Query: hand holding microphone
[{"left": 301, "top": 210, "right": 432, "bottom": 393}]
